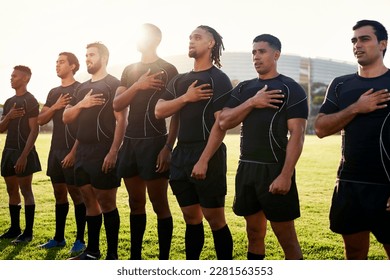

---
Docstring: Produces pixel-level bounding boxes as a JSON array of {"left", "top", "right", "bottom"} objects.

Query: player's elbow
[
  {"left": 112, "top": 100, "right": 124, "bottom": 112},
  {"left": 154, "top": 100, "right": 165, "bottom": 119},
  {"left": 219, "top": 118, "right": 229, "bottom": 131}
]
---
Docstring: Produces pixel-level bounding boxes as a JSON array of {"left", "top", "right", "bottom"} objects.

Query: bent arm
[
  {"left": 219, "top": 99, "right": 254, "bottom": 131},
  {"left": 155, "top": 97, "right": 187, "bottom": 119},
  {"left": 38, "top": 106, "right": 55, "bottom": 126},
  {"left": 315, "top": 88, "right": 390, "bottom": 138},
  {"left": 63, "top": 104, "right": 82, "bottom": 124},
  {"left": 314, "top": 109, "right": 357, "bottom": 138},
  {"left": 113, "top": 85, "right": 139, "bottom": 112}
]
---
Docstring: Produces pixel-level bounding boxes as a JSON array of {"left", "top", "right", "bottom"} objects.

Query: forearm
[
  {"left": 281, "top": 132, "right": 304, "bottom": 179},
  {"left": 113, "top": 85, "right": 139, "bottom": 112},
  {"left": 38, "top": 107, "right": 56, "bottom": 126},
  {"left": 63, "top": 104, "right": 82, "bottom": 124},
  {"left": 0, "top": 116, "right": 10, "bottom": 132},
  {"left": 109, "top": 111, "right": 128, "bottom": 155},
  {"left": 21, "top": 124, "right": 39, "bottom": 157},
  {"left": 280, "top": 121, "right": 306, "bottom": 178},
  {"left": 69, "top": 139, "right": 79, "bottom": 155},
  {"left": 166, "top": 114, "right": 179, "bottom": 149},
  {"left": 198, "top": 113, "right": 226, "bottom": 164},
  {"left": 315, "top": 104, "right": 359, "bottom": 138},
  {"left": 219, "top": 99, "right": 254, "bottom": 130},
  {"left": 155, "top": 97, "right": 187, "bottom": 119}
]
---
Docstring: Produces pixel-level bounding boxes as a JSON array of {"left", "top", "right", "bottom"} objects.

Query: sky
[{"left": 1, "top": 0, "right": 390, "bottom": 104}]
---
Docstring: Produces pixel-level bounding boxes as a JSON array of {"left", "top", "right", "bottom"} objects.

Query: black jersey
[
  {"left": 70, "top": 74, "right": 120, "bottom": 144},
  {"left": 44, "top": 82, "right": 80, "bottom": 150},
  {"left": 2, "top": 92, "right": 39, "bottom": 150},
  {"left": 162, "top": 66, "right": 232, "bottom": 143},
  {"left": 120, "top": 59, "right": 178, "bottom": 138},
  {"left": 319, "top": 70, "right": 390, "bottom": 185},
  {"left": 225, "top": 74, "right": 308, "bottom": 163}
]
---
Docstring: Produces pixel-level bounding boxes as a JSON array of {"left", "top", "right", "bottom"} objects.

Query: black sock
[
  {"left": 247, "top": 252, "right": 265, "bottom": 260},
  {"left": 185, "top": 222, "right": 204, "bottom": 260},
  {"left": 9, "top": 204, "right": 21, "bottom": 232},
  {"left": 130, "top": 214, "right": 146, "bottom": 260},
  {"left": 24, "top": 204, "right": 35, "bottom": 236},
  {"left": 74, "top": 203, "right": 86, "bottom": 242},
  {"left": 103, "top": 208, "right": 120, "bottom": 259},
  {"left": 157, "top": 216, "right": 173, "bottom": 260},
  {"left": 212, "top": 224, "right": 233, "bottom": 260},
  {"left": 86, "top": 214, "right": 102, "bottom": 253},
  {"left": 54, "top": 202, "right": 69, "bottom": 242}
]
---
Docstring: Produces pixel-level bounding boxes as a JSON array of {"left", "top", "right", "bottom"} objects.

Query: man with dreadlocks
[{"left": 155, "top": 25, "right": 233, "bottom": 260}]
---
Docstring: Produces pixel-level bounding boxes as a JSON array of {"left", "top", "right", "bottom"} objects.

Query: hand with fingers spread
[
  {"left": 250, "top": 85, "right": 284, "bottom": 109},
  {"left": 52, "top": 93, "right": 72, "bottom": 111},
  {"left": 183, "top": 80, "right": 213, "bottom": 103},
  {"left": 136, "top": 69, "right": 165, "bottom": 91},
  {"left": 354, "top": 88, "right": 390, "bottom": 114},
  {"left": 6, "top": 103, "right": 25, "bottom": 120},
  {"left": 79, "top": 89, "right": 105, "bottom": 109}
]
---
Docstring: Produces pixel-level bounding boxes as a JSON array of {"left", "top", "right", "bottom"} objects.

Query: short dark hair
[
  {"left": 14, "top": 65, "right": 32, "bottom": 76},
  {"left": 59, "top": 52, "right": 80, "bottom": 74},
  {"left": 253, "top": 34, "right": 282, "bottom": 52},
  {"left": 86, "top": 42, "right": 110, "bottom": 63},
  {"left": 353, "top": 19, "right": 388, "bottom": 57}
]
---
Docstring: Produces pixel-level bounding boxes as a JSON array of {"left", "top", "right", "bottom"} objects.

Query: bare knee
[
  {"left": 271, "top": 220, "right": 302, "bottom": 259},
  {"left": 203, "top": 208, "right": 227, "bottom": 230},
  {"left": 182, "top": 205, "right": 203, "bottom": 225},
  {"left": 67, "top": 185, "right": 84, "bottom": 205},
  {"left": 245, "top": 212, "right": 267, "bottom": 240},
  {"left": 343, "top": 232, "right": 370, "bottom": 260},
  {"left": 53, "top": 184, "right": 69, "bottom": 204}
]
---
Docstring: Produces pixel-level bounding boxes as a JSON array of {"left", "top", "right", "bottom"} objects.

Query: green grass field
[{"left": 0, "top": 133, "right": 387, "bottom": 260}]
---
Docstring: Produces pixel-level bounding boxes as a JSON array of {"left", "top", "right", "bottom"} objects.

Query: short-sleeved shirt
[
  {"left": 161, "top": 66, "right": 233, "bottom": 143},
  {"left": 224, "top": 74, "right": 308, "bottom": 163},
  {"left": 319, "top": 70, "right": 390, "bottom": 185},
  {"left": 120, "top": 58, "right": 178, "bottom": 138},
  {"left": 2, "top": 92, "right": 40, "bottom": 150},
  {"left": 44, "top": 82, "right": 80, "bottom": 150},
  {"left": 69, "top": 74, "right": 120, "bottom": 145}
]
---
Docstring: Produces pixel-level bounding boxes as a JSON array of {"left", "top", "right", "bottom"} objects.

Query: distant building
[
  {"left": 107, "top": 52, "right": 357, "bottom": 134},
  {"left": 166, "top": 52, "right": 357, "bottom": 86},
  {"left": 165, "top": 52, "right": 357, "bottom": 134}
]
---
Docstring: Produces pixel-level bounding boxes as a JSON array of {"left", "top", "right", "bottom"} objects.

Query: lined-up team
[{"left": 0, "top": 19, "right": 389, "bottom": 260}]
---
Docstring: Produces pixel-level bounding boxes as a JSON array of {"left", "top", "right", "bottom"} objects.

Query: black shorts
[
  {"left": 74, "top": 142, "right": 120, "bottom": 190},
  {"left": 233, "top": 161, "right": 300, "bottom": 222},
  {"left": 117, "top": 136, "right": 169, "bottom": 180},
  {"left": 47, "top": 149, "right": 75, "bottom": 185},
  {"left": 330, "top": 180, "right": 390, "bottom": 244},
  {"left": 1, "top": 148, "right": 41, "bottom": 177},
  {"left": 169, "top": 142, "right": 227, "bottom": 208}
]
